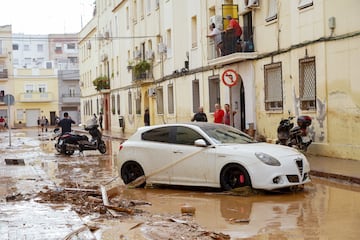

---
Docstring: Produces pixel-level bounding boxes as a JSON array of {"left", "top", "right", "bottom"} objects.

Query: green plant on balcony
[
  {"left": 133, "top": 60, "right": 151, "bottom": 78},
  {"left": 93, "top": 76, "right": 110, "bottom": 91}
]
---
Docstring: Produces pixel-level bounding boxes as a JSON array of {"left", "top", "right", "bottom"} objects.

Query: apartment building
[
  {"left": 0, "top": 25, "right": 14, "bottom": 126},
  {"left": 11, "top": 33, "right": 80, "bottom": 126},
  {"left": 78, "top": 0, "right": 360, "bottom": 161}
]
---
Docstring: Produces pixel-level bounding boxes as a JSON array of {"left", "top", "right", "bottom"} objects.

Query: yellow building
[
  {"left": 13, "top": 68, "right": 59, "bottom": 127},
  {"left": 79, "top": 0, "right": 360, "bottom": 161}
]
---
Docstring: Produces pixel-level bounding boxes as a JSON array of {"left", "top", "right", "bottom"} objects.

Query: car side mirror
[{"left": 194, "top": 139, "right": 207, "bottom": 147}]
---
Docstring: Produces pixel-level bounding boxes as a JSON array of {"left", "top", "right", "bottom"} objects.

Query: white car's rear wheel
[
  {"left": 121, "top": 161, "right": 146, "bottom": 188},
  {"left": 220, "top": 163, "right": 251, "bottom": 191}
]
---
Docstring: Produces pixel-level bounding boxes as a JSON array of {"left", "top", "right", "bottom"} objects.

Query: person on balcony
[
  {"left": 206, "top": 23, "right": 223, "bottom": 57},
  {"left": 226, "top": 15, "right": 242, "bottom": 43}
]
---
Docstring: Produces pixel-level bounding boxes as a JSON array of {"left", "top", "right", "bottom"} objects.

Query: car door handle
[{"left": 173, "top": 150, "right": 183, "bottom": 154}]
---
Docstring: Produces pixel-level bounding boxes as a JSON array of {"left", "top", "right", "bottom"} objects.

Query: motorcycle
[
  {"left": 276, "top": 114, "right": 312, "bottom": 152},
  {"left": 54, "top": 123, "right": 106, "bottom": 156}
]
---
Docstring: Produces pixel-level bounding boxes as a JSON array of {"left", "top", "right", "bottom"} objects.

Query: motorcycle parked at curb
[
  {"left": 54, "top": 123, "right": 106, "bottom": 156},
  {"left": 276, "top": 114, "right": 312, "bottom": 152}
]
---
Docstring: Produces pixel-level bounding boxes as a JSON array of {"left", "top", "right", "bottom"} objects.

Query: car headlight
[{"left": 255, "top": 152, "right": 281, "bottom": 166}]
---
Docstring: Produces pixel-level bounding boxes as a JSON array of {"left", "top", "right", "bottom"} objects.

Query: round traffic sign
[
  {"left": 221, "top": 69, "right": 239, "bottom": 87},
  {"left": 4, "top": 94, "right": 15, "bottom": 105}
]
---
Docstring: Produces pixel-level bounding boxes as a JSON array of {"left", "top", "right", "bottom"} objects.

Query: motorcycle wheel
[
  {"left": 98, "top": 141, "right": 107, "bottom": 154},
  {"left": 61, "top": 145, "right": 74, "bottom": 155},
  {"left": 54, "top": 143, "right": 61, "bottom": 153}
]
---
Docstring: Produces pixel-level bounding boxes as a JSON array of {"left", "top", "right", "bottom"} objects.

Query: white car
[{"left": 117, "top": 123, "right": 311, "bottom": 191}]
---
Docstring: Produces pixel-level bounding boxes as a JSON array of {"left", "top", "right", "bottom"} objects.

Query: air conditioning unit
[
  {"left": 209, "top": 15, "right": 223, "bottom": 30},
  {"left": 86, "top": 41, "right": 91, "bottom": 49},
  {"left": 247, "top": 0, "right": 259, "bottom": 8},
  {"left": 158, "top": 43, "right": 167, "bottom": 54},
  {"left": 146, "top": 50, "right": 154, "bottom": 60},
  {"left": 104, "top": 31, "right": 110, "bottom": 40},
  {"left": 148, "top": 88, "right": 156, "bottom": 96}
]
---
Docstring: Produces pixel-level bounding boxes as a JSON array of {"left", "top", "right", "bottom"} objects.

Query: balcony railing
[
  {"left": 208, "top": 29, "right": 255, "bottom": 60},
  {"left": 19, "top": 92, "right": 53, "bottom": 102},
  {"left": 61, "top": 93, "right": 81, "bottom": 103}
]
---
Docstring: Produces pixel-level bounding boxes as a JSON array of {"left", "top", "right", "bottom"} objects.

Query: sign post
[
  {"left": 4, "top": 94, "right": 15, "bottom": 147},
  {"left": 221, "top": 69, "right": 239, "bottom": 127}
]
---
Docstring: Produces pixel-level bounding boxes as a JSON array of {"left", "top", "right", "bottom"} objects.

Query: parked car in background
[{"left": 117, "top": 123, "right": 311, "bottom": 191}]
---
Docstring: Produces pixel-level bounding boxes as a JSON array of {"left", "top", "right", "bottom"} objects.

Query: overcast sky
[{"left": 0, "top": 0, "right": 94, "bottom": 35}]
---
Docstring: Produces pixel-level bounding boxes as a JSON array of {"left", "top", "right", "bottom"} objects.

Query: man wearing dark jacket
[{"left": 57, "top": 112, "right": 75, "bottom": 135}]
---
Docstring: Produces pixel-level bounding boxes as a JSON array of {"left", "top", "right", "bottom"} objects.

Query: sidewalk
[{"left": 87, "top": 127, "right": 360, "bottom": 185}]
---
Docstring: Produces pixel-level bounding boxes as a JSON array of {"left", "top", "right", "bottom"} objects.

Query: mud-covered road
[{"left": 1, "top": 129, "right": 360, "bottom": 239}]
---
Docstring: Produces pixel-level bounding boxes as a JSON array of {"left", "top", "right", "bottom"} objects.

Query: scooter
[
  {"left": 54, "top": 124, "right": 107, "bottom": 156},
  {"left": 276, "top": 114, "right": 312, "bottom": 152}
]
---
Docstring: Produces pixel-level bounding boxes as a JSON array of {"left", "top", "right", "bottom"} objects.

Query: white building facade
[{"left": 79, "top": 0, "right": 360, "bottom": 161}]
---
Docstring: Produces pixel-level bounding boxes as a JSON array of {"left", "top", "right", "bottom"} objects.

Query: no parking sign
[{"left": 221, "top": 69, "right": 239, "bottom": 87}]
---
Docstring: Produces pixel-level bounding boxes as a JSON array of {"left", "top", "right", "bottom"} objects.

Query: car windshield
[{"left": 198, "top": 124, "right": 256, "bottom": 144}]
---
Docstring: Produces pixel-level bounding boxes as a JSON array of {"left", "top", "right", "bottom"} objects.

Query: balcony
[
  {"left": 61, "top": 93, "right": 80, "bottom": 103},
  {"left": 131, "top": 60, "right": 153, "bottom": 83},
  {"left": 207, "top": 29, "right": 256, "bottom": 63},
  {"left": 0, "top": 69, "right": 8, "bottom": 80},
  {"left": 19, "top": 92, "right": 54, "bottom": 102}
]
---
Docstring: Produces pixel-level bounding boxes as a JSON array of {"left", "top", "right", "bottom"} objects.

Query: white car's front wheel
[{"left": 220, "top": 163, "right": 251, "bottom": 191}]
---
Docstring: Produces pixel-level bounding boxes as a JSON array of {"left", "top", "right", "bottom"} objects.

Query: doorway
[{"left": 231, "top": 77, "right": 246, "bottom": 131}]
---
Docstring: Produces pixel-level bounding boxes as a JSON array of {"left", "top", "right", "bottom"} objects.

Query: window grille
[
  {"left": 299, "top": 57, "right": 316, "bottom": 110},
  {"left": 264, "top": 62, "right": 283, "bottom": 111}
]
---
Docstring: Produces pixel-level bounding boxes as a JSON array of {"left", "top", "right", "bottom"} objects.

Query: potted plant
[
  {"left": 93, "top": 76, "right": 110, "bottom": 91},
  {"left": 134, "top": 60, "right": 151, "bottom": 78}
]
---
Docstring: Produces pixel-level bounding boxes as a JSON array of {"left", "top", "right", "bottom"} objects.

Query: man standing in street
[
  {"left": 191, "top": 106, "right": 208, "bottom": 122},
  {"left": 99, "top": 112, "right": 103, "bottom": 130},
  {"left": 57, "top": 112, "right": 75, "bottom": 135},
  {"left": 214, "top": 103, "right": 225, "bottom": 124}
]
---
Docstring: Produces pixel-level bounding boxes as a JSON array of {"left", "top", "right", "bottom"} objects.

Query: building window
[
  {"left": 208, "top": 76, "right": 220, "bottom": 112},
  {"left": 264, "top": 62, "right": 283, "bottom": 111},
  {"left": 55, "top": 46, "right": 62, "bottom": 54},
  {"left": 299, "top": 57, "right": 316, "bottom": 110},
  {"left": 136, "top": 91, "right": 141, "bottom": 114},
  {"left": 24, "top": 44, "right": 30, "bottom": 51},
  {"left": 168, "top": 84, "right": 174, "bottom": 114},
  {"left": 69, "top": 87, "right": 76, "bottom": 97},
  {"left": 156, "top": 87, "right": 164, "bottom": 114},
  {"left": 12, "top": 44, "right": 19, "bottom": 50},
  {"left": 128, "top": 91, "right": 133, "bottom": 114},
  {"left": 38, "top": 84, "right": 46, "bottom": 93},
  {"left": 111, "top": 94, "right": 116, "bottom": 114},
  {"left": 298, "top": 0, "right": 313, "bottom": 10},
  {"left": 67, "top": 43, "right": 76, "bottom": 49},
  {"left": 192, "top": 80, "right": 200, "bottom": 113},
  {"left": 37, "top": 44, "right": 43, "bottom": 52},
  {"left": 266, "top": 0, "right": 277, "bottom": 22},
  {"left": 166, "top": 29, "right": 172, "bottom": 57},
  {"left": 25, "top": 84, "right": 34, "bottom": 93},
  {"left": 191, "top": 16, "right": 197, "bottom": 48},
  {"left": 117, "top": 93, "right": 120, "bottom": 114}
]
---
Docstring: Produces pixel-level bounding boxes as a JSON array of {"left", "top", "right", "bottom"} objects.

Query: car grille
[
  {"left": 295, "top": 158, "right": 303, "bottom": 175},
  {"left": 287, "top": 175, "right": 300, "bottom": 183}
]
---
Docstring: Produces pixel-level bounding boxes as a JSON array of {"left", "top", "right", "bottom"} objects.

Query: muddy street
[{"left": 1, "top": 129, "right": 360, "bottom": 239}]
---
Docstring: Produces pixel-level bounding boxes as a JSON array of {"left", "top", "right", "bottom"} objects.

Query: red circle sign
[{"left": 221, "top": 69, "right": 239, "bottom": 87}]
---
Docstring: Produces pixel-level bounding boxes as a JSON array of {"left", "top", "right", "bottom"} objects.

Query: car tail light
[{"left": 119, "top": 144, "right": 123, "bottom": 151}]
